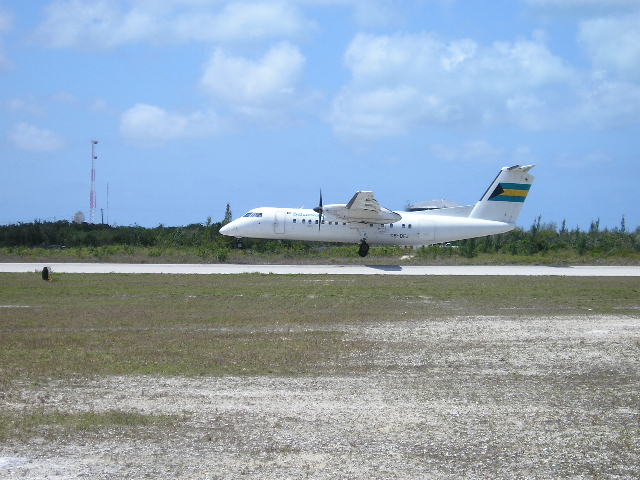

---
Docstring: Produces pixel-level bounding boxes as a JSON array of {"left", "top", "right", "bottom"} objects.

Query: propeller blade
[
  {"left": 317, "top": 189, "right": 322, "bottom": 230},
  {"left": 313, "top": 189, "right": 323, "bottom": 230}
]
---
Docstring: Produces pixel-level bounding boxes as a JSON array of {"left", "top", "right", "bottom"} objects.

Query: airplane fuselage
[
  {"left": 220, "top": 207, "right": 514, "bottom": 247},
  {"left": 219, "top": 165, "right": 534, "bottom": 254}
]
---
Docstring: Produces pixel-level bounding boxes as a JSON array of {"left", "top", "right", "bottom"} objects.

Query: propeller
[{"left": 313, "top": 189, "right": 323, "bottom": 230}]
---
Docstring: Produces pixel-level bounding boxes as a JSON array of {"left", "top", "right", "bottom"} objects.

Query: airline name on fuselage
[{"left": 291, "top": 211, "right": 317, "bottom": 217}]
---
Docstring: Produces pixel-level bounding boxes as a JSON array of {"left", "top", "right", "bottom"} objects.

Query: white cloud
[
  {"left": 301, "top": 0, "right": 448, "bottom": 27},
  {"left": 0, "top": 8, "right": 11, "bottom": 70},
  {"left": 9, "top": 122, "right": 65, "bottom": 152},
  {"left": 504, "top": 95, "right": 551, "bottom": 131},
  {"left": 51, "top": 91, "right": 78, "bottom": 104},
  {"left": 575, "top": 73, "right": 640, "bottom": 128},
  {"left": 557, "top": 150, "right": 612, "bottom": 168},
  {"left": 0, "top": 48, "right": 7, "bottom": 70},
  {"left": 332, "top": 33, "right": 575, "bottom": 137},
  {"left": 348, "top": 33, "right": 572, "bottom": 89},
  {"left": 201, "top": 42, "right": 305, "bottom": 117},
  {"left": 579, "top": 12, "right": 640, "bottom": 80},
  {"left": 332, "top": 86, "right": 457, "bottom": 138},
  {"left": 91, "top": 98, "right": 110, "bottom": 113},
  {"left": 337, "top": 0, "right": 403, "bottom": 27},
  {"left": 4, "top": 96, "right": 46, "bottom": 115},
  {"left": 430, "top": 140, "right": 506, "bottom": 163},
  {"left": 429, "top": 141, "right": 537, "bottom": 165},
  {"left": 35, "top": 0, "right": 455, "bottom": 49},
  {"left": 119, "top": 103, "right": 220, "bottom": 144},
  {"left": 36, "top": 1, "right": 151, "bottom": 48},
  {"left": 0, "top": 9, "right": 11, "bottom": 33},
  {"left": 4, "top": 93, "right": 79, "bottom": 115},
  {"left": 172, "top": 2, "right": 312, "bottom": 43},
  {"left": 332, "top": 30, "right": 640, "bottom": 138},
  {"left": 36, "top": 0, "right": 311, "bottom": 48}
]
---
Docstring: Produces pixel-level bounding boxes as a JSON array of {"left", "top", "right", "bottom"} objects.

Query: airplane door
[{"left": 274, "top": 211, "right": 285, "bottom": 234}]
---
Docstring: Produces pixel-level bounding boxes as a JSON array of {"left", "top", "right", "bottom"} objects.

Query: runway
[{"left": 1, "top": 263, "right": 639, "bottom": 276}]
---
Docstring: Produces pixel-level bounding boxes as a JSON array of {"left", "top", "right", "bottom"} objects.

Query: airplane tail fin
[{"left": 469, "top": 165, "right": 535, "bottom": 224}]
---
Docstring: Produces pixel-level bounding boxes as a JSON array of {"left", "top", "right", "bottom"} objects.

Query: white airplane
[{"left": 220, "top": 165, "right": 535, "bottom": 257}]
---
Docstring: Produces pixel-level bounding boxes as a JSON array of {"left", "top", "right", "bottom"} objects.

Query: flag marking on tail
[{"left": 488, "top": 183, "right": 531, "bottom": 203}]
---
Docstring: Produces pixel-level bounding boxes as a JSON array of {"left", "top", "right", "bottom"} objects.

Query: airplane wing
[
  {"left": 338, "top": 191, "right": 402, "bottom": 223},
  {"left": 346, "top": 191, "right": 382, "bottom": 212}
]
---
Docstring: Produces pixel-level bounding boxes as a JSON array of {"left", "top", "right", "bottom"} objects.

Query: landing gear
[
  {"left": 358, "top": 240, "right": 370, "bottom": 257},
  {"left": 235, "top": 238, "right": 244, "bottom": 249}
]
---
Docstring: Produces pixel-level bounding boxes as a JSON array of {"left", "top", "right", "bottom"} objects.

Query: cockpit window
[{"left": 242, "top": 212, "right": 263, "bottom": 218}]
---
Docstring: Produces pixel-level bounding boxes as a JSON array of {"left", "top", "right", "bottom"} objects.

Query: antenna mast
[
  {"left": 89, "top": 140, "right": 98, "bottom": 223},
  {"left": 106, "top": 182, "right": 110, "bottom": 225}
]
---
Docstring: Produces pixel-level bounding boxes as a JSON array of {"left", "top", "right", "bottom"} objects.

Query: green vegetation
[
  {"left": 1, "top": 273, "right": 638, "bottom": 469},
  {"left": 0, "top": 410, "right": 177, "bottom": 442},
  {"left": 1, "top": 273, "right": 638, "bottom": 385},
  {"left": 0, "top": 215, "right": 638, "bottom": 264}
]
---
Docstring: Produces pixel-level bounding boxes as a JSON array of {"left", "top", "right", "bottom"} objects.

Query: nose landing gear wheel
[{"left": 358, "top": 240, "right": 370, "bottom": 257}]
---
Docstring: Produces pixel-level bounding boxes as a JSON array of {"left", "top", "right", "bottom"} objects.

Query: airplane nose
[{"left": 219, "top": 223, "right": 235, "bottom": 236}]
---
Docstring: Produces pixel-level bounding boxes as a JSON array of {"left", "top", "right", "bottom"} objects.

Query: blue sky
[{"left": 1, "top": 0, "right": 639, "bottom": 229}]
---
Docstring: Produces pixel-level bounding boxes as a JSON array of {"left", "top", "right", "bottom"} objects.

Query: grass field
[
  {"left": 2, "top": 244, "right": 640, "bottom": 265},
  {"left": 1, "top": 273, "right": 638, "bottom": 382},
  {"left": 1, "top": 272, "right": 639, "bottom": 478}
]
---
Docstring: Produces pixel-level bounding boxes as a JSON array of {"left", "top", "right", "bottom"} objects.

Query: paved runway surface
[{"left": 1, "top": 263, "right": 639, "bottom": 276}]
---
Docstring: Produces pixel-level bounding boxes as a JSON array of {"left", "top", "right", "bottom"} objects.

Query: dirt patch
[{"left": 2, "top": 314, "right": 638, "bottom": 479}]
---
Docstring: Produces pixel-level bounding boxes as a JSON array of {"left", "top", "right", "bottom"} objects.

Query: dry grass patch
[{"left": 0, "top": 409, "right": 178, "bottom": 442}]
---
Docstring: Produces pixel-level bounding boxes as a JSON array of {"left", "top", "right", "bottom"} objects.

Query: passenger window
[
  {"left": 293, "top": 219, "right": 296, "bottom": 223},
  {"left": 402, "top": 224, "right": 406, "bottom": 228},
  {"left": 408, "top": 224, "right": 412, "bottom": 229},
  {"left": 302, "top": 219, "right": 306, "bottom": 224},
  {"left": 315, "top": 220, "right": 318, "bottom": 224}
]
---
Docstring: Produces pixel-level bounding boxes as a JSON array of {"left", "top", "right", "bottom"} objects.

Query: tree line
[
  {"left": 0, "top": 214, "right": 637, "bottom": 258},
  {"left": 450, "top": 216, "right": 638, "bottom": 258},
  {"left": 0, "top": 219, "right": 225, "bottom": 249}
]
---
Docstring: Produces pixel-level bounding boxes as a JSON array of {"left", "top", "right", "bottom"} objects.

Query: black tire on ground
[{"left": 358, "top": 241, "right": 370, "bottom": 257}]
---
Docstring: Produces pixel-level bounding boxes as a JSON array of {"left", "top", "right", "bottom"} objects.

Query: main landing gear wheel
[{"left": 358, "top": 240, "right": 370, "bottom": 257}]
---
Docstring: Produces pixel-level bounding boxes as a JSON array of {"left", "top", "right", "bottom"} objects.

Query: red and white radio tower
[{"left": 89, "top": 140, "right": 98, "bottom": 223}]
